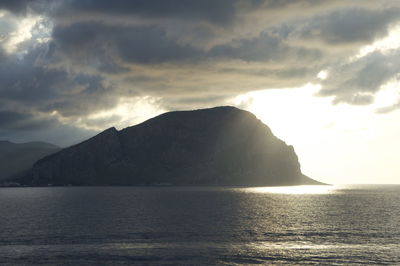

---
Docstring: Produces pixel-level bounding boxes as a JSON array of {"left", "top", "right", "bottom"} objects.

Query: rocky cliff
[{"left": 22, "top": 106, "right": 321, "bottom": 186}]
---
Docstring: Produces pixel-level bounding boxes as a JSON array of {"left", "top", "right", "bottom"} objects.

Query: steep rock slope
[{"left": 23, "top": 106, "right": 321, "bottom": 186}]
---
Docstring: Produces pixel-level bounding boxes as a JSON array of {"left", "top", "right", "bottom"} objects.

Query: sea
[{"left": 0, "top": 185, "right": 399, "bottom": 265}]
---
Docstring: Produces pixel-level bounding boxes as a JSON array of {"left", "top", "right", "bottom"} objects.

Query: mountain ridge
[
  {"left": 0, "top": 141, "right": 60, "bottom": 181},
  {"left": 21, "top": 106, "right": 322, "bottom": 186}
]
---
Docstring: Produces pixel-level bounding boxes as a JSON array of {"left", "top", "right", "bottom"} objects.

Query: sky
[{"left": 0, "top": 0, "right": 400, "bottom": 184}]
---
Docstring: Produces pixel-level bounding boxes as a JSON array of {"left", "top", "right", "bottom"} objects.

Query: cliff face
[{"left": 23, "top": 106, "right": 321, "bottom": 186}]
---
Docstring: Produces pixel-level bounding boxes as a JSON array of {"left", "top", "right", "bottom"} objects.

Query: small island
[{"left": 19, "top": 106, "right": 322, "bottom": 186}]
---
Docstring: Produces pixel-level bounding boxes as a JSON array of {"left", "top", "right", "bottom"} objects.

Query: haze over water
[{"left": 1, "top": 185, "right": 399, "bottom": 265}]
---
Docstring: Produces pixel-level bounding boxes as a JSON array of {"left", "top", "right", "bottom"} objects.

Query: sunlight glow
[
  {"left": 1, "top": 12, "right": 52, "bottom": 55},
  {"left": 231, "top": 82, "right": 400, "bottom": 184},
  {"left": 354, "top": 23, "right": 400, "bottom": 59},
  {"left": 83, "top": 97, "right": 164, "bottom": 130},
  {"left": 317, "top": 70, "right": 328, "bottom": 80},
  {"left": 233, "top": 83, "right": 338, "bottom": 146},
  {"left": 243, "top": 185, "right": 336, "bottom": 194},
  {"left": 373, "top": 79, "right": 400, "bottom": 108},
  {"left": 4, "top": 15, "right": 40, "bottom": 53}
]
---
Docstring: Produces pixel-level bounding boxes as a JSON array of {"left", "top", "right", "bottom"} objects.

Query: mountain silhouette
[
  {"left": 0, "top": 141, "right": 60, "bottom": 181},
  {"left": 21, "top": 106, "right": 322, "bottom": 186}
]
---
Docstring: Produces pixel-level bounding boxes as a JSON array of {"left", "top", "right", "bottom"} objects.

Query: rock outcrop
[{"left": 22, "top": 106, "right": 321, "bottom": 186}]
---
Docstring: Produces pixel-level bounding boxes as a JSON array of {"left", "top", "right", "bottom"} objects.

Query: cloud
[
  {"left": 56, "top": 0, "right": 239, "bottom": 25},
  {"left": 52, "top": 22, "right": 204, "bottom": 65},
  {"left": 376, "top": 102, "right": 400, "bottom": 114},
  {"left": 0, "top": 109, "right": 96, "bottom": 147},
  {"left": 51, "top": 20, "right": 325, "bottom": 68},
  {"left": 1, "top": 0, "right": 400, "bottom": 145},
  {"left": 0, "top": 0, "right": 32, "bottom": 13},
  {"left": 319, "top": 50, "right": 400, "bottom": 105},
  {"left": 0, "top": 110, "right": 53, "bottom": 130},
  {"left": 291, "top": 7, "right": 400, "bottom": 47},
  {"left": 0, "top": 44, "right": 121, "bottom": 128},
  {"left": 210, "top": 31, "right": 322, "bottom": 63}
]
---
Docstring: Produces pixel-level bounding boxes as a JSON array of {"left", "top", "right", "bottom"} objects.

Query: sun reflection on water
[{"left": 242, "top": 185, "right": 336, "bottom": 195}]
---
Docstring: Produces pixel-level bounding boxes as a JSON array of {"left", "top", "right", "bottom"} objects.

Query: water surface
[{"left": 1, "top": 185, "right": 399, "bottom": 265}]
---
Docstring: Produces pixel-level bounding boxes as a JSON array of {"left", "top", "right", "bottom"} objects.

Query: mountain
[
  {"left": 0, "top": 141, "right": 60, "bottom": 181},
  {"left": 21, "top": 106, "right": 322, "bottom": 186}
]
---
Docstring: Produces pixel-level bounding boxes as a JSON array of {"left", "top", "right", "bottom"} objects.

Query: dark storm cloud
[
  {"left": 52, "top": 22, "right": 204, "bottom": 65},
  {"left": 0, "top": 0, "right": 32, "bottom": 13},
  {"left": 39, "top": 74, "right": 117, "bottom": 118},
  {"left": 46, "top": 0, "right": 373, "bottom": 25},
  {"left": 1, "top": 0, "right": 400, "bottom": 145},
  {"left": 210, "top": 31, "right": 322, "bottom": 62},
  {"left": 0, "top": 0, "right": 52, "bottom": 15},
  {"left": 51, "top": 21, "right": 322, "bottom": 69},
  {"left": 0, "top": 45, "right": 119, "bottom": 121},
  {"left": 0, "top": 109, "right": 96, "bottom": 147},
  {"left": 319, "top": 51, "right": 400, "bottom": 105},
  {"left": 0, "top": 51, "right": 61, "bottom": 105},
  {"left": 294, "top": 7, "right": 400, "bottom": 46},
  {"left": 0, "top": 46, "right": 116, "bottom": 144},
  {"left": 0, "top": 110, "right": 53, "bottom": 130},
  {"left": 57, "top": 0, "right": 238, "bottom": 25},
  {"left": 0, "top": 49, "right": 6, "bottom": 63}
]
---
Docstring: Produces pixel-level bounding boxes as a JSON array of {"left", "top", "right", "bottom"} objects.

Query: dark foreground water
[{"left": 0, "top": 185, "right": 399, "bottom": 265}]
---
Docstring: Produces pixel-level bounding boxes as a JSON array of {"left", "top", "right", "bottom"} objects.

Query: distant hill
[
  {"left": 0, "top": 141, "right": 60, "bottom": 181},
  {"left": 21, "top": 106, "right": 322, "bottom": 186}
]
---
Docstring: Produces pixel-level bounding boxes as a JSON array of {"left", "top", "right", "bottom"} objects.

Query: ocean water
[{"left": 0, "top": 185, "right": 399, "bottom": 265}]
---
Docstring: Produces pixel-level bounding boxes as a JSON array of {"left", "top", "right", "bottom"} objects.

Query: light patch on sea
[{"left": 0, "top": 185, "right": 399, "bottom": 265}]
